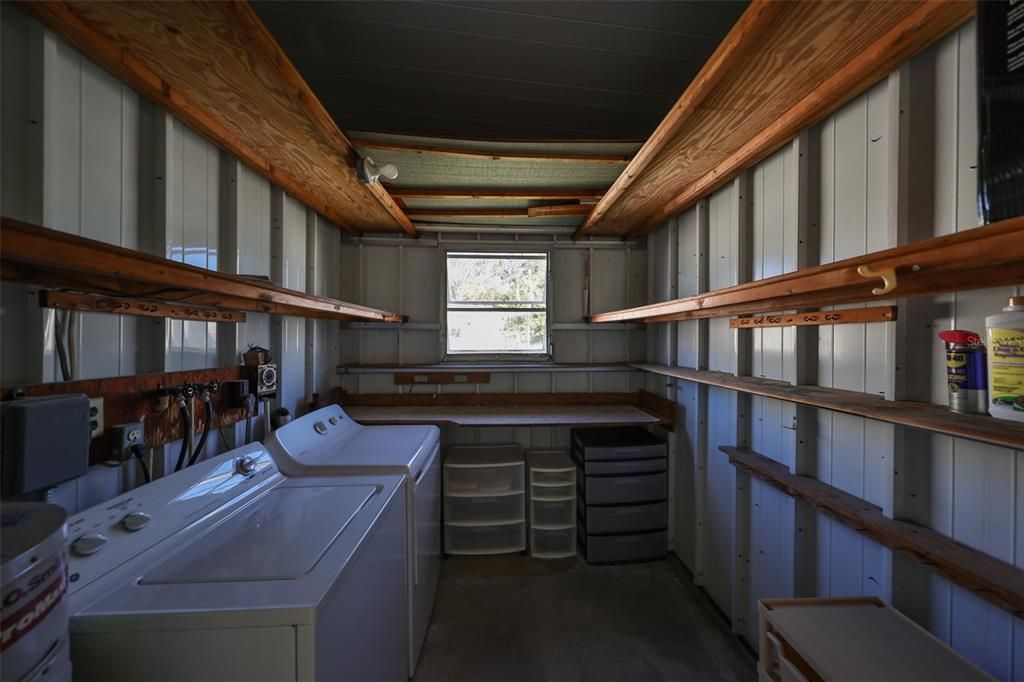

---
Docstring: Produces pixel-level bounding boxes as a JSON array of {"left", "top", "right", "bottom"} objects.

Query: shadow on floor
[{"left": 413, "top": 555, "right": 756, "bottom": 682}]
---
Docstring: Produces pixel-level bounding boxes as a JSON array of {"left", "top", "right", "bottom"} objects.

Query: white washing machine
[
  {"left": 65, "top": 443, "right": 408, "bottom": 682},
  {"left": 266, "top": 405, "right": 441, "bottom": 676}
]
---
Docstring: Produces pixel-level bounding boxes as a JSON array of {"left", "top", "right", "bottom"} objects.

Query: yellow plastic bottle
[{"left": 985, "top": 296, "right": 1024, "bottom": 422}]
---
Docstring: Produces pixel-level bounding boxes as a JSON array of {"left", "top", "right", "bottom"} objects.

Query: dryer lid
[
  {"left": 269, "top": 405, "right": 438, "bottom": 478},
  {"left": 139, "top": 484, "right": 377, "bottom": 584},
  {"left": 307, "top": 425, "right": 438, "bottom": 475}
]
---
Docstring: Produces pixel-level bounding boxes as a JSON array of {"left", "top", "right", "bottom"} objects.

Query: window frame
[{"left": 440, "top": 246, "right": 553, "bottom": 362}]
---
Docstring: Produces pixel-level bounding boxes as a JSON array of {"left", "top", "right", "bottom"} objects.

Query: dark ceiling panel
[{"left": 252, "top": 0, "right": 748, "bottom": 139}]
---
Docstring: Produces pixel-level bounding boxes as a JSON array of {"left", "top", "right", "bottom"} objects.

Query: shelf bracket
[{"left": 856, "top": 265, "right": 897, "bottom": 295}]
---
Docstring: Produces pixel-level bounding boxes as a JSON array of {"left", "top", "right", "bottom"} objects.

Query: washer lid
[{"left": 139, "top": 484, "right": 376, "bottom": 584}]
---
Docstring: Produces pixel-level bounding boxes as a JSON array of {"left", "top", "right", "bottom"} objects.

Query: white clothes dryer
[{"left": 266, "top": 405, "right": 441, "bottom": 676}]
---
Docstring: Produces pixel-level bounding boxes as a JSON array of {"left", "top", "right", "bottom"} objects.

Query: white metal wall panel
[
  {"left": 0, "top": 10, "right": 336, "bottom": 514},
  {"left": 658, "top": 19, "right": 1020, "bottom": 679},
  {"left": 0, "top": 6, "right": 46, "bottom": 386},
  {"left": 746, "top": 142, "right": 804, "bottom": 647},
  {"left": 271, "top": 191, "right": 309, "bottom": 418},
  {"left": 337, "top": 234, "right": 647, "bottom": 448},
  {"left": 813, "top": 79, "right": 895, "bottom": 604},
  {"left": 893, "top": 23, "right": 1023, "bottom": 681}
]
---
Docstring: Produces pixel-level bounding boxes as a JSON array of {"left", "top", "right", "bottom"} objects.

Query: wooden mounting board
[
  {"left": 393, "top": 372, "right": 490, "bottom": 386},
  {"left": 1, "top": 218, "right": 406, "bottom": 323},
  {"left": 40, "top": 291, "right": 247, "bottom": 323},
  {"left": 723, "top": 446, "right": 1024, "bottom": 618},
  {"left": 730, "top": 306, "right": 896, "bottom": 329},
  {"left": 576, "top": 0, "right": 974, "bottom": 238},
  {"left": 590, "top": 216, "right": 1024, "bottom": 323},
  {"left": 633, "top": 364, "right": 1024, "bottom": 450},
  {"left": 2, "top": 367, "right": 250, "bottom": 466},
  {"left": 18, "top": 1, "right": 415, "bottom": 236}
]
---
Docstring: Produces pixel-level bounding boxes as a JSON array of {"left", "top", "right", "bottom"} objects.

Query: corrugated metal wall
[
  {"left": 650, "top": 22, "right": 1023, "bottom": 679},
  {"left": 0, "top": 5, "right": 340, "bottom": 514},
  {"left": 337, "top": 233, "right": 648, "bottom": 450}
]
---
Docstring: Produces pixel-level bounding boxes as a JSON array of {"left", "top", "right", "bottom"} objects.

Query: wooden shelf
[
  {"left": 338, "top": 363, "right": 636, "bottom": 375},
  {"left": 722, "top": 446, "right": 1024, "bottom": 618},
  {"left": 1, "top": 218, "right": 405, "bottom": 323},
  {"left": 20, "top": 1, "right": 414, "bottom": 236},
  {"left": 590, "top": 216, "right": 1024, "bottom": 323},
  {"left": 337, "top": 391, "right": 674, "bottom": 429},
  {"left": 576, "top": 0, "right": 973, "bottom": 239},
  {"left": 634, "top": 364, "right": 1024, "bottom": 450}
]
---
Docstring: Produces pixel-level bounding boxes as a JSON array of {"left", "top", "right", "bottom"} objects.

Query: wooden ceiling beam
[
  {"left": 406, "top": 204, "right": 589, "bottom": 219},
  {"left": 526, "top": 204, "right": 591, "bottom": 218},
  {"left": 350, "top": 138, "right": 631, "bottom": 164},
  {"left": 575, "top": 0, "right": 975, "bottom": 239},
  {"left": 406, "top": 208, "right": 529, "bottom": 219},
  {"left": 626, "top": 0, "right": 975, "bottom": 239},
  {"left": 574, "top": 0, "right": 785, "bottom": 239},
  {"left": 389, "top": 188, "right": 605, "bottom": 201},
  {"left": 19, "top": 1, "right": 416, "bottom": 237}
]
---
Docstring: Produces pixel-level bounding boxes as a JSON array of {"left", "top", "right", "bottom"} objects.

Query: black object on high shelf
[
  {"left": 571, "top": 427, "right": 668, "bottom": 564},
  {"left": 977, "top": 0, "right": 1024, "bottom": 223}
]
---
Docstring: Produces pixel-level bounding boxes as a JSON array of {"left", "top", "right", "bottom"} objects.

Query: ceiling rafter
[
  {"left": 351, "top": 137, "right": 631, "bottom": 164},
  {"left": 389, "top": 188, "right": 605, "bottom": 201}
]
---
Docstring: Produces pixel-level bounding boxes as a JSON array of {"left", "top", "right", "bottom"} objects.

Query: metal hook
[{"left": 856, "top": 265, "right": 897, "bottom": 295}]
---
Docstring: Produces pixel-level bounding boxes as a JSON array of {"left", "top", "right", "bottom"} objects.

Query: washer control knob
[
  {"left": 121, "top": 512, "right": 151, "bottom": 532},
  {"left": 235, "top": 455, "right": 258, "bottom": 476},
  {"left": 314, "top": 421, "right": 328, "bottom": 434},
  {"left": 329, "top": 416, "right": 339, "bottom": 425},
  {"left": 72, "top": 534, "right": 108, "bottom": 556}
]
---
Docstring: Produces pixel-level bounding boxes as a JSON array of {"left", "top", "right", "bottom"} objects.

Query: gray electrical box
[{"left": 1, "top": 394, "right": 91, "bottom": 497}]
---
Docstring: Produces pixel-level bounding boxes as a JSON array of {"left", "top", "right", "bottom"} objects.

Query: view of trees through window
[{"left": 446, "top": 252, "right": 548, "bottom": 354}]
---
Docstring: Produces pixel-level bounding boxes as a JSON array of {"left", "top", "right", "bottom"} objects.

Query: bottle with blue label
[{"left": 937, "top": 330, "right": 987, "bottom": 414}]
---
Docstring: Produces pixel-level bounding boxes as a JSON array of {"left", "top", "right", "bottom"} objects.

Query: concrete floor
[{"left": 413, "top": 555, "right": 756, "bottom": 682}]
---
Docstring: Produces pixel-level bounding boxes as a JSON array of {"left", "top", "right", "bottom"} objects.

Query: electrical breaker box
[{"left": 1, "top": 394, "right": 91, "bottom": 496}]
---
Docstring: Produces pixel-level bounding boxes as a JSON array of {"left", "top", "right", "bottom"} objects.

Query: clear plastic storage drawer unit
[
  {"left": 527, "top": 450, "right": 576, "bottom": 559},
  {"left": 443, "top": 445, "right": 526, "bottom": 555}
]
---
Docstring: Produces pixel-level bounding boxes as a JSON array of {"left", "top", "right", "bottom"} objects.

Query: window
[{"left": 445, "top": 252, "right": 549, "bottom": 355}]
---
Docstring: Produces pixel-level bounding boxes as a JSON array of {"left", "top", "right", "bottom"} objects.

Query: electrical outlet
[
  {"left": 110, "top": 422, "right": 145, "bottom": 461},
  {"left": 414, "top": 374, "right": 429, "bottom": 383},
  {"left": 453, "top": 374, "right": 469, "bottom": 383},
  {"left": 88, "top": 397, "right": 104, "bottom": 438}
]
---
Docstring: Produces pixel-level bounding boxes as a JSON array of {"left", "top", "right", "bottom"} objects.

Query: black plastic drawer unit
[
  {"left": 577, "top": 471, "right": 666, "bottom": 505},
  {"left": 579, "top": 500, "right": 668, "bottom": 535},
  {"left": 571, "top": 427, "right": 668, "bottom": 564},
  {"left": 578, "top": 528, "right": 668, "bottom": 564}
]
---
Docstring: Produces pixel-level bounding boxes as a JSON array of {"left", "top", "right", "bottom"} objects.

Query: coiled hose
[
  {"left": 174, "top": 396, "right": 192, "bottom": 472},
  {"left": 188, "top": 393, "right": 214, "bottom": 467}
]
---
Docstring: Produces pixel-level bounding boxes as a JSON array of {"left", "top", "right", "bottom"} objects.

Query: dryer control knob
[
  {"left": 121, "top": 512, "right": 151, "bottom": 532},
  {"left": 329, "top": 416, "right": 339, "bottom": 425},
  {"left": 314, "top": 421, "right": 328, "bottom": 434},
  {"left": 235, "top": 455, "right": 258, "bottom": 476},
  {"left": 72, "top": 534, "right": 108, "bottom": 556}
]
